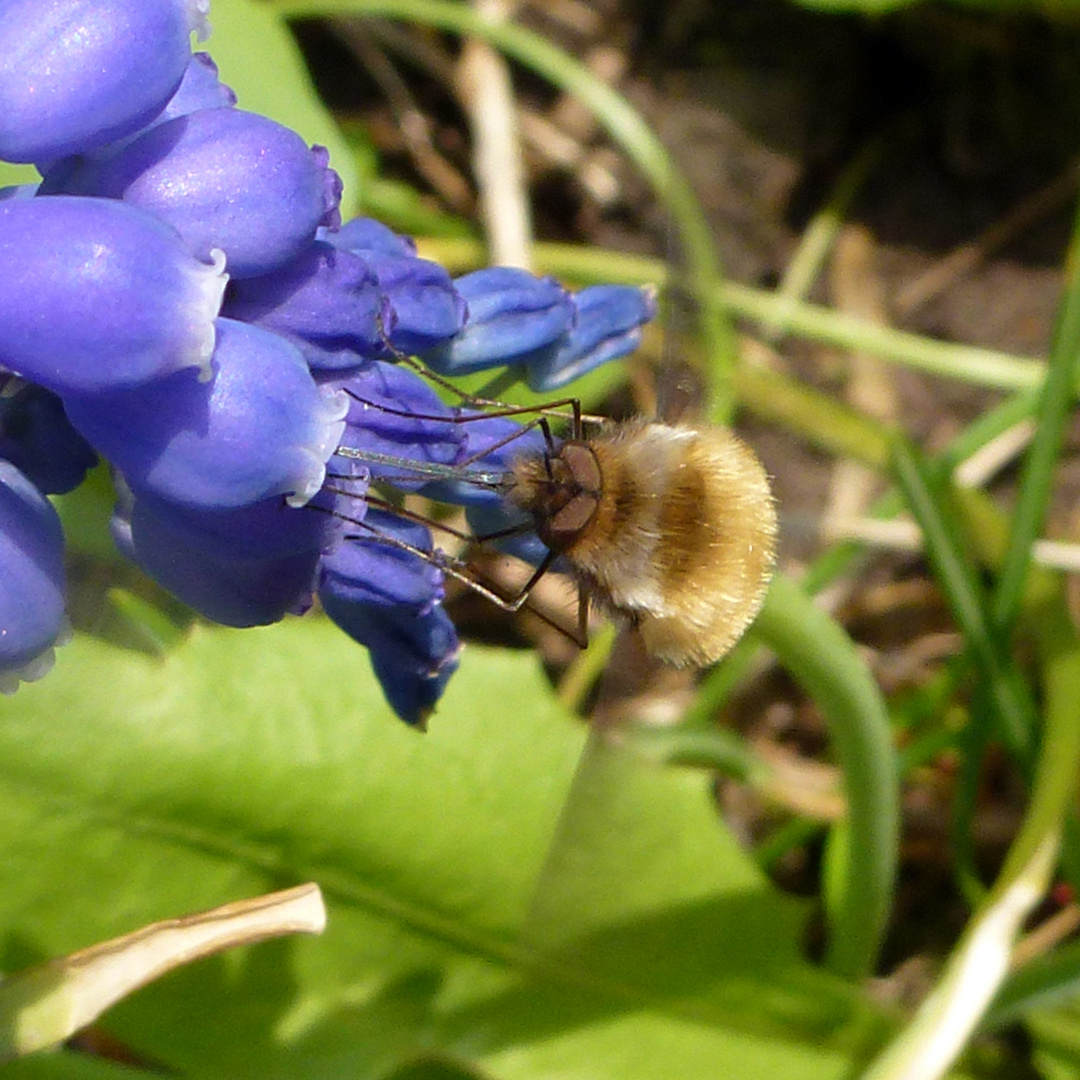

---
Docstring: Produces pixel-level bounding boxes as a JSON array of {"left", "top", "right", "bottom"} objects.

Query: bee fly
[
  {"left": 504, "top": 417, "right": 776, "bottom": 666},
  {"left": 333, "top": 365, "right": 777, "bottom": 667}
]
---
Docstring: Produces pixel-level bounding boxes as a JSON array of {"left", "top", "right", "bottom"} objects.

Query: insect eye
[{"left": 546, "top": 492, "right": 599, "bottom": 547}]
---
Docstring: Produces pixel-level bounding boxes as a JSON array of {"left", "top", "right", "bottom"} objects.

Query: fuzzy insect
[
  {"left": 333, "top": 368, "right": 776, "bottom": 666},
  {"left": 504, "top": 417, "right": 776, "bottom": 665}
]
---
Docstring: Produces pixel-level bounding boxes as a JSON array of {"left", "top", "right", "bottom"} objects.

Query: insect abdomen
[{"left": 639, "top": 427, "right": 776, "bottom": 665}]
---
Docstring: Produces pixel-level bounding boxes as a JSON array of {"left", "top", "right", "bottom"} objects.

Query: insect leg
[
  {"left": 309, "top": 500, "right": 586, "bottom": 648},
  {"left": 341, "top": 388, "right": 581, "bottom": 433},
  {"left": 575, "top": 583, "right": 590, "bottom": 649}
]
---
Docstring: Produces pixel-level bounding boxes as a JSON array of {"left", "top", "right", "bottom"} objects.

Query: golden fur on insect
[{"left": 507, "top": 419, "right": 777, "bottom": 665}]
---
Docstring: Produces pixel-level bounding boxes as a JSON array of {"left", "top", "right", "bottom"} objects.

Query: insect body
[{"left": 506, "top": 420, "right": 777, "bottom": 666}]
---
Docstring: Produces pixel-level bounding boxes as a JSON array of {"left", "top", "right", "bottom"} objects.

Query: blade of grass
[
  {"left": 722, "top": 279, "right": 1045, "bottom": 390},
  {"left": 755, "top": 818, "right": 823, "bottom": 874},
  {"left": 985, "top": 933, "right": 1080, "bottom": 1029},
  {"left": 950, "top": 682, "right": 994, "bottom": 907},
  {"left": 751, "top": 574, "right": 899, "bottom": 980},
  {"left": 750, "top": 665, "right": 966, "bottom": 883},
  {"left": 863, "top": 596, "right": 1080, "bottom": 1080},
  {"left": 787, "top": 389, "right": 1040, "bottom": 600},
  {"left": 625, "top": 722, "right": 769, "bottom": 784},
  {"left": 428, "top": 237, "right": 1048, "bottom": 393},
  {"left": 734, "top": 363, "right": 892, "bottom": 470},
  {"left": 990, "top": 195, "right": 1080, "bottom": 635},
  {"left": 891, "top": 437, "right": 1036, "bottom": 768}
]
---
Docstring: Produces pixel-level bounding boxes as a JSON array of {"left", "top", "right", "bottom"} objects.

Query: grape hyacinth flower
[
  {"left": 224, "top": 240, "right": 389, "bottom": 371},
  {"left": 420, "top": 267, "right": 576, "bottom": 376},
  {"left": 0, "top": 0, "right": 210, "bottom": 164},
  {"left": 323, "top": 224, "right": 467, "bottom": 356},
  {"left": 318, "top": 509, "right": 460, "bottom": 728},
  {"left": 63, "top": 318, "right": 348, "bottom": 510},
  {"left": 333, "top": 361, "right": 464, "bottom": 492},
  {"left": 45, "top": 109, "right": 343, "bottom": 277},
  {"left": 0, "top": 461, "right": 67, "bottom": 691},
  {"left": 0, "top": 196, "right": 226, "bottom": 394},
  {"left": 0, "top": 4, "right": 656, "bottom": 725},
  {"left": 0, "top": 382, "right": 97, "bottom": 496}
]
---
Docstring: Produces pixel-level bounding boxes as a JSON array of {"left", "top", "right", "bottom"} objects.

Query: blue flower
[
  {"left": 421, "top": 267, "right": 575, "bottom": 376},
  {"left": 0, "top": 196, "right": 226, "bottom": 394},
  {"left": 323, "top": 215, "right": 416, "bottom": 257},
  {"left": 0, "top": 381, "right": 97, "bottom": 495},
  {"left": 63, "top": 318, "right": 348, "bottom": 510},
  {"left": 428, "top": 415, "right": 553, "bottom": 567},
  {"left": 326, "top": 222, "right": 467, "bottom": 355},
  {"left": 224, "top": 240, "right": 387, "bottom": 371},
  {"left": 0, "top": 0, "right": 208, "bottom": 164},
  {"left": 422, "top": 413, "right": 546, "bottom": 507},
  {"left": 414, "top": 270, "right": 656, "bottom": 391},
  {"left": 0, "top": 16, "right": 658, "bottom": 726},
  {"left": 125, "top": 485, "right": 345, "bottom": 563},
  {"left": 0, "top": 184, "right": 37, "bottom": 201},
  {"left": 155, "top": 51, "right": 236, "bottom": 121},
  {"left": 41, "top": 52, "right": 237, "bottom": 188},
  {"left": 525, "top": 284, "right": 658, "bottom": 391},
  {"left": 333, "top": 361, "right": 463, "bottom": 492},
  {"left": 0, "top": 461, "right": 67, "bottom": 690},
  {"left": 113, "top": 494, "right": 322, "bottom": 629},
  {"left": 319, "top": 509, "right": 460, "bottom": 728},
  {"left": 135, "top": 50, "right": 236, "bottom": 129},
  {"left": 46, "top": 109, "right": 342, "bottom": 278},
  {"left": 466, "top": 501, "right": 553, "bottom": 568},
  {"left": 111, "top": 458, "right": 368, "bottom": 628}
]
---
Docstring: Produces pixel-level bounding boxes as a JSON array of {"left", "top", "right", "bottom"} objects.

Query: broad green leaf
[
  {"left": 202, "top": 0, "right": 358, "bottom": 214},
  {"left": 3, "top": 1055, "right": 161, "bottom": 1080},
  {"left": 0, "top": 620, "right": 879, "bottom": 1078}
]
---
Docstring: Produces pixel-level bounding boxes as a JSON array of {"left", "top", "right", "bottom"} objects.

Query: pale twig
[
  {"left": 456, "top": 0, "right": 533, "bottom": 268},
  {"left": 1011, "top": 903, "right": 1080, "bottom": 970},
  {"left": 821, "top": 515, "right": 1080, "bottom": 575},
  {"left": 824, "top": 224, "right": 897, "bottom": 549},
  {"left": 953, "top": 418, "right": 1037, "bottom": 489},
  {"left": 1, "top": 885, "right": 325, "bottom": 1059}
]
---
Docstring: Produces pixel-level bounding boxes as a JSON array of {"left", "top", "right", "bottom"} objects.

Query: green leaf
[
  {"left": 202, "top": 0, "right": 358, "bottom": 214},
  {"left": 0, "top": 620, "right": 879, "bottom": 1078},
  {"left": 1, "top": 1054, "right": 163, "bottom": 1080},
  {"left": 0, "top": 163, "right": 39, "bottom": 189}
]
